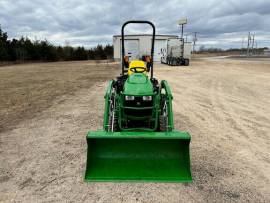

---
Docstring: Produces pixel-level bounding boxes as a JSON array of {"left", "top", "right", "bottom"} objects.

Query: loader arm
[
  {"left": 103, "top": 80, "right": 114, "bottom": 131},
  {"left": 160, "top": 80, "right": 174, "bottom": 131}
]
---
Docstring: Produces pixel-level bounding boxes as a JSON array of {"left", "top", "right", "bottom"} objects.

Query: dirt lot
[{"left": 0, "top": 59, "right": 269, "bottom": 202}]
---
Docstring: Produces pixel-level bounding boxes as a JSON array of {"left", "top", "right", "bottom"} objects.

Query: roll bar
[{"left": 121, "top": 20, "right": 155, "bottom": 79}]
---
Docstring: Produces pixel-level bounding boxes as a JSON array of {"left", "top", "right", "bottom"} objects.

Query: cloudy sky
[{"left": 0, "top": 0, "right": 269, "bottom": 49}]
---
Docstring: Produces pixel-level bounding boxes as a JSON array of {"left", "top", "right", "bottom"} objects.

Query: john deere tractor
[{"left": 85, "top": 21, "right": 192, "bottom": 182}]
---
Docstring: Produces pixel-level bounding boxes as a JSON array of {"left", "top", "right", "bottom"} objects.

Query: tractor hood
[{"left": 123, "top": 73, "right": 153, "bottom": 96}]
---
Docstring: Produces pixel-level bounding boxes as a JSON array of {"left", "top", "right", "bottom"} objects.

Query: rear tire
[
  {"left": 184, "top": 59, "right": 189, "bottom": 66},
  {"left": 176, "top": 59, "right": 181, "bottom": 66},
  {"left": 173, "top": 59, "right": 176, "bottom": 66}
]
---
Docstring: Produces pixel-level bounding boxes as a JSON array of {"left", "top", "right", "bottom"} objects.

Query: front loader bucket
[{"left": 85, "top": 131, "right": 192, "bottom": 182}]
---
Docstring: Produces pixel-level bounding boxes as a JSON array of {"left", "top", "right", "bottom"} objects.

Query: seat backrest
[{"left": 128, "top": 60, "right": 146, "bottom": 76}]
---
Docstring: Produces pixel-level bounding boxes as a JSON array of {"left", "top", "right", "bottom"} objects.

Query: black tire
[
  {"left": 159, "top": 99, "right": 168, "bottom": 131},
  {"left": 184, "top": 59, "right": 189, "bottom": 66},
  {"left": 113, "top": 114, "right": 118, "bottom": 131},
  {"left": 108, "top": 113, "right": 118, "bottom": 132},
  {"left": 172, "top": 58, "right": 176, "bottom": 66},
  {"left": 159, "top": 115, "right": 168, "bottom": 131},
  {"left": 108, "top": 94, "right": 118, "bottom": 132},
  {"left": 176, "top": 59, "right": 180, "bottom": 66}
]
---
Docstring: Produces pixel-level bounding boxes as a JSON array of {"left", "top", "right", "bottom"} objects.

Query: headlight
[
  {"left": 143, "top": 96, "right": 152, "bottom": 101},
  {"left": 125, "top": 95, "right": 135, "bottom": 101}
]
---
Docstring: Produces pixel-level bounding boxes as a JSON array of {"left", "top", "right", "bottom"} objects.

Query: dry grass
[{"left": 0, "top": 61, "right": 118, "bottom": 132}]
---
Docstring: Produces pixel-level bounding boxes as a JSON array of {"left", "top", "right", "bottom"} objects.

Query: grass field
[
  {"left": 0, "top": 61, "right": 118, "bottom": 132},
  {"left": 0, "top": 58, "right": 269, "bottom": 202}
]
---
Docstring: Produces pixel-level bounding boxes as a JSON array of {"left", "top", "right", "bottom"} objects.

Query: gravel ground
[{"left": 0, "top": 58, "right": 269, "bottom": 202}]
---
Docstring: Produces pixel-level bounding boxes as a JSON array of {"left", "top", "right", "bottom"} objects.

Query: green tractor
[{"left": 85, "top": 21, "right": 192, "bottom": 182}]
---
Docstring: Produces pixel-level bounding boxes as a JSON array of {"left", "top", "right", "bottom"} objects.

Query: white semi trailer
[{"left": 161, "top": 38, "right": 192, "bottom": 66}]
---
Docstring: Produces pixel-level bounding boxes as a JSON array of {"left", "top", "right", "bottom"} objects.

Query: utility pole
[
  {"left": 251, "top": 35, "right": 255, "bottom": 56},
  {"left": 181, "top": 24, "right": 184, "bottom": 39},
  {"left": 247, "top": 32, "right": 251, "bottom": 57},
  {"left": 178, "top": 18, "right": 187, "bottom": 59},
  {"left": 178, "top": 18, "right": 187, "bottom": 40},
  {"left": 192, "top": 32, "right": 198, "bottom": 53},
  {"left": 241, "top": 37, "right": 244, "bottom": 55},
  {"left": 255, "top": 42, "right": 258, "bottom": 55}
]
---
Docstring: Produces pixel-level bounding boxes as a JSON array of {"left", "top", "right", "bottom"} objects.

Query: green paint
[
  {"left": 103, "top": 80, "right": 114, "bottom": 131},
  {"left": 123, "top": 73, "right": 154, "bottom": 96},
  {"left": 160, "top": 80, "right": 174, "bottom": 130},
  {"left": 87, "top": 131, "right": 191, "bottom": 139},
  {"left": 86, "top": 70, "right": 192, "bottom": 182},
  {"left": 85, "top": 131, "right": 191, "bottom": 182}
]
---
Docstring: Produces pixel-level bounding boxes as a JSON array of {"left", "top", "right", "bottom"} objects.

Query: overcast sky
[{"left": 0, "top": 0, "right": 269, "bottom": 49}]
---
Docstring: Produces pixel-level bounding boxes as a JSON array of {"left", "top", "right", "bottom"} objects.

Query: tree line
[
  {"left": 197, "top": 45, "right": 267, "bottom": 54},
  {"left": 0, "top": 26, "right": 113, "bottom": 62}
]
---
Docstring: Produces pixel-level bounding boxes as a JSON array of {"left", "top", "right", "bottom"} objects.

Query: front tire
[
  {"left": 108, "top": 113, "right": 118, "bottom": 131},
  {"left": 159, "top": 99, "right": 168, "bottom": 131},
  {"left": 159, "top": 115, "right": 168, "bottom": 131}
]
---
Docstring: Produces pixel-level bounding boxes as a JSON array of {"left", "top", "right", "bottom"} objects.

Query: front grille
[{"left": 123, "top": 96, "right": 153, "bottom": 117}]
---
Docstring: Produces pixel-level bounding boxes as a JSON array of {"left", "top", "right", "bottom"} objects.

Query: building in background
[{"left": 113, "top": 34, "right": 180, "bottom": 62}]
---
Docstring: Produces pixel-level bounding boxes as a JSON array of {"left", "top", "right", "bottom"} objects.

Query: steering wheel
[{"left": 130, "top": 67, "right": 147, "bottom": 73}]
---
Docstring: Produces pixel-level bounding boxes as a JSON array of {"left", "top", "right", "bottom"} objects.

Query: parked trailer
[{"left": 161, "top": 38, "right": 191, "bottom": 66}]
